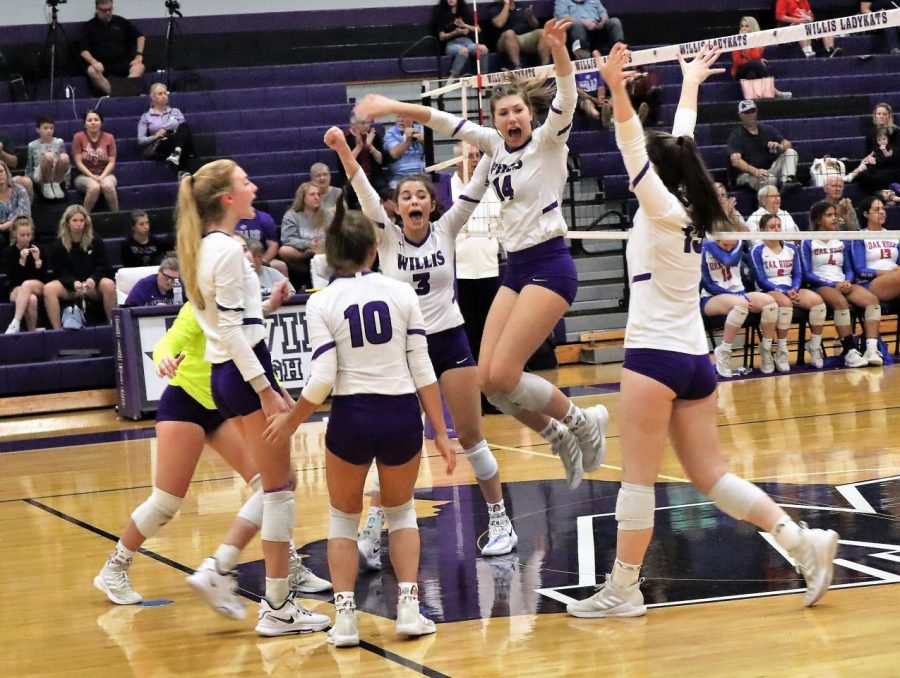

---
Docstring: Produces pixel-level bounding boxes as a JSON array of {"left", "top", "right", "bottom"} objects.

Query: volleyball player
[
  {"left": 567, "top": 44, "right": 839, "bottom": 619},
  {"left": 851, "top": 195, "right": 900, "bottom": 302},
  {"left": 264, "top": 201, "right": 456, "bottom": 647},
  {"left": 354, "top": 18, "right": 607, "bottom": 490}
]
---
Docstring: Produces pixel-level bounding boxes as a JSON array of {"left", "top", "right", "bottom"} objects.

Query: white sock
[
  {"left": 265, "top": 577, "right": 290, "bottom": 608},
  {"left": 771, "top": 516, "right": 802, "bottom": 551},
  {"left": 761, "top": 337, "right": 773, "bottom": 350},
  {"left": 335, "top": 591, "right": 355, "bottom": 608},
  {"left": 562, "top": 403, "right": 585, "bottom": 431},
  {"left": 720, "top": 341, "right": 733, "bottom": 351},
  {"left": 110, "top": 542, "right": 135, "bottom": 568},
  {"left": 867, "top": 338, "right": 878, "bottom": 351},
  {"left": 214, "top": 544, "right": 241, "bottom": 573},
  {"left": 777, "top": 338, "right": 788, "bottom": 350},
  {"left": 809, "top": 334, "right": 822, "bottom": 348},
  {"left": 539, "top": 418, "right": 565, "bottom": 442},
  {"left": 487, "top": 499, "right": 506, "bottom": 518},
  {"left": 398, "top": 581, "right": 419, "bottom": 599},
  {"left": 610, "top": 558, "right": 641, "bottom": 588}
]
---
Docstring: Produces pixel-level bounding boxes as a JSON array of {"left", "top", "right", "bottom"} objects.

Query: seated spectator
[
  {"left": 343, "top": 115, "right": 385, "bottom": 208},
  {"left": 435, "top": 0, "right": 489, "bottom": 79},
  {"left": 851, "top": 195, "right": 900, "bottom": 302},
  {"left": 731, "top": 17, "right": 791, "bottom": 99},
  {"left": 490, "top": 0, "right": 548, "bottom": 69},
  {"left": 137, "top": 83, "right": 195, "bottom": 174},
  {"left": 278, "top": 182, "right": 327, "bottom": 290},
  {"left": 378, "top": 186, "right": 399, "bottom": 224},
  {"left": 625, "top": 66, "right": 662, "bottom": 126},
  {"left": 822, "top": 175, "right": 859, "bottom": 230},
  {"left": 72, "top": 109, "right": 118, "bottom": 213},
  {"left": 25, "top": 116, "right": 70, "bottom": 202},
  {"left": 123, "top": 253, "right": 179, "bottom": 306},
  {"left": 715, "top": 182, "right": 748, "bottom": 229},
  {"left": 848, "top": 124, "right": 900, "bottom": 194},
  {"left": 243, "top": 237, "right": 295, "bottom": 298},
  {"left": 236, "top": 207, "right": 288, "bottom": 277},
  {"left": 861, "top": 2, "right": 899, "bottom": 54},
  {"left": 0, "top": 160, "right": 31, "bottom": 248},
  {"left": 746, "top": 185, "right": 800, "bottom": 242},
  {"left": 575, "top": 69, "right": 611, "bottom": 126},
  {"left": 79, "top": 0, "right": 145, "bottom": 96},
  {"left": 309, "top": 163, "right": 342, "bottom": 212},
  {"left": 0, "top": 131, "right": 34, "bottom": 201},
  {"left": 120, "top": 210, "right": 172, "bottom": 268},
  {"left": 2, "top": 216, "right": 45, "bottom": 333},
  {"left": 44, "top": 205, "right": 116, "bottom": 328},
  {"left": 554, "top": 0, "right": 623, "bottom": 59},
  {"left": 729, "top": 100, "right": 800, "bottom": 193},
  {"left": 802, "top": 200, "right": 882, "bottom": 367},
  {"left": 775, "top": 0, "right": 839, "bottom": 58},
  {"left": 750, "top": 213, "right": 828, "bottom": 368},
  {"left": 384, "top": 115, "right": 426, "bottom": 188}
]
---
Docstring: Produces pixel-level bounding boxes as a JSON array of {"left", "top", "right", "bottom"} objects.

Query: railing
[{"left": 398, "top": 35, "right": 442, "bottom": 78}]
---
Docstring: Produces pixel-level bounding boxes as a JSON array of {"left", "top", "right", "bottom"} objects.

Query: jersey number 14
[{"left": 492, "top": 175, "right": 515, "bottom": 202}]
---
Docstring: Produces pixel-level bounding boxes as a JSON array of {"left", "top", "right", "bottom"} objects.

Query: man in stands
[
  {"left": 554, "top": 0, "right": 624, "bottom": 59},
  {"left": 79, "top": 0, "right": 145, "bottom": 95},
  {"left": 728, "top": 100, "right": 801, "bottom": 194},
  {"left": 123, "top": 254, "right": 179, "bottom": 307},
  {"left": 823, "top": 175, "right": 860, "bottom": 230},
  {"left": 490, "top": 0, "right": 549, "bottom": 69}
]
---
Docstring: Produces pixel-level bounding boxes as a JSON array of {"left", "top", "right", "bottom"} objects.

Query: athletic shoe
[
  {"left": 759, "top": 345, "right": 775, "bottom": 374},
  {"left": 550, "top": 425, "right": 584, "bottom": 490},
  {"left": 481, "top": 514, "right": 518, "bottom": 556},
  {"left": 827, "top": 46, "right": 843, "bottom": 58},
  {"left": 5, "top": 319, "right": 20, "bottom": 334},
  {"left": 40, "top": 183, "right": 55, "bottom": 200},
  {"left": 863, "top": 345, "right": 884, "bottom": 366},
  {"left": 601, "top": 103, "right": 612, "bottom": 130},
  {"left": 790, "top": 522, "right": 839, "bottom": 607},
  {"left": 357, "top": 530, "right": 382, "bottom": 570},
  {"left": 396, "top": 590, "right": 437, "bottom": 638},
  {"left": 328, "top": 594, "right": 360, "bottom": 647},
  {"left": 255, "top": 598, "right": 330, "bottom": 636},
  {"left": 185, "top": 556, "right": 246, "bottom": 620},
  {"left": 166, "top": 151, "right": 182, "bottom": 168},
  {"left": 94, "top": 560, "right": 143, "bottom": 605},
  {"left": 566, "top": 574, "right": 647, "bottom": 618},
  {"left": 572, "top": 404, "right": 608, "bottom": 473},
  {"left": 288, "top": 550, "right": 332, "bottom": 594},
  {"left": 51, "top": 183, "right": 65, "bottom": 199},
  {"left": 637, "top": 102, "right": 650, "bottom": 123},
  {"left": 775, "top": 90, "right": 793, "bottom": 99},
  {"left": 806, "top": 341, "right": 825, "bottom": 369},
  {"left": 775, "top": 346, "right": 791, "bottom": 373},
  {"left": 844, "top": 348, "right": 867, "bottom": 368},
  {"left": 714, "top": 344, "right": 733, "bottom": 378}
]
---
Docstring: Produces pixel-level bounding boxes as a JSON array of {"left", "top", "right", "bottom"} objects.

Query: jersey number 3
[
  {"left": 492, "top": 175, "right": 515, "bottom": 202},
  {"left": 344, "top": 301, "right": 393, "bottom": 348},
  {"left": 412, "top": 272, "right": 431, "bottom": 296}
]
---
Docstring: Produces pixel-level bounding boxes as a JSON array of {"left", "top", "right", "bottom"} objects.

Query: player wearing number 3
[{"left": 354, "top": 19, "right": 608, "bottom": 490}]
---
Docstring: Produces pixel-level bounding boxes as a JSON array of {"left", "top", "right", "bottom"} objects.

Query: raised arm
[
  {"left": 539, "top": 19, "right": 578, "bottom": 144},
  {"left": 324, "top": 126, "right": 390, "bottom": 235},
  {"left": 435, "top": 154, "right": 491, "bottom": 237}
]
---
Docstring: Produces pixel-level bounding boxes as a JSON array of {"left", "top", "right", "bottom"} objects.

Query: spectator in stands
[
  {"left": 860, "top": 2, "right": 899, "bottom": 54},
  {"left": 342, "top": 115, "right": 385, "bottom": 208},
  {"left": 44, "top": 205, "right": 116, "bottom": 328},
  {"left": 120, "top": 210, "right": 172, "bottom": 268},
  {"left": 802, "top": 200, "right": 882, "bottom": 366},
  {"left": 79, "top": 0, "right": 145, "bottom": 96},
  {"left": 749, "top": 213, "right": 828, "bottom": 368},
  {"left": 490, "top": 0, "right": 549, "bottom": 69},
  {"left": 2, "top": 216, "right": 45, "bottom": 334},
  {"left": 554, "top": 0, "right": 623, "bottom": 59},
  {"left": 775, "top": 0, "right": 840, "bottom": 58},
  {"left": 746, "top": 185, "right": 800, "bottom": 239},
  {"left": 731, "top": 17, "right": 792, "bottom": 99},
  {"left": 625, "top": 66, "right": 662, "bottom": 126},
  {"left": 123, "top": 253, "right": 179, "bottom": 307},
  {"left": 575, "top": 69, "right": 611, "bottom": 126},
  {"left": 72, "top": 109, "right": 118, "bottom": 214},
  {"left": 278, "top": 182, "right": 327, "bottom": 289},
  {"left": 729, "top": 100, "right": 800, "bottom": 193},
  {"left": 822, "top": 175, "right": 859, "bottom": 230},
  {"left": 435, "top": 0, "right": 489, "bottom": 80},
  {"left": 0, "top": 131, "right": 34, "bottom": 201},
  {"left": 236, "top": 208, "right": 288, "bottom": 277},
  {"left": 715, "top": 182, "right": 748, "bottom": 229},
  {"left": 0, "top": 160, "right": 31, "bottom": 248},
  {"left": 378, "top": 185, "right": 399, "bottom": 224},
  {"left": 243, "top": 237, "right": 295, "bottom": 299},
  {"left": 309, "top": 163, "right": 342, "bottom": 212},
  {"left": 851, "top": 195, "right": 900, "bottom": 301},
  {"left": 137, "top": 83, "right": 196, "bottom": 174},
  {"left": 26, "top": 116, "right": 70, "bottom": 202},
  {"left": 384, "top": 115, "right": 426, "bottom": 188},
  {"left": 848, "top": 114, "right": 900, "bottom": 194}
]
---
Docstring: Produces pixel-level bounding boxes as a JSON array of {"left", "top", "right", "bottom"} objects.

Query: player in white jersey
[
  {"left": 568, "top": 44, "right": 839, "bottom": 620},
  {"left": 700, "top": 237, "right": 780, "bottom": 376},
  {"left": 852, "top": 195, "right": 900, "bottom": 302},
  {"left": 264, "top": 204, "right": 455, "bottom": 647},
  {"left": 802, "top": 200, "right": 882, "bottom": 367},
  {"left": 176, "top": 160, "right": 330, "bottom": 636},
  {"left": 326, "top": 126, "right": 518, "bottom": 557},
  {"left": 749, "top": 213, "right": 828, "bottom": 369},
  {"left": 354, "top": 19, "right": 607, "bottom": 490}
]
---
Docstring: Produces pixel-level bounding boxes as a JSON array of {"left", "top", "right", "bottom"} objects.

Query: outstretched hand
[
  {"left": 677, "top": 43, "right": 725, "bottom": 85},
  {"left": 543, "top": 18, "right": 572, "bottom": 52},
  {"left": 323, "top": 126, "right": 347, "bottom": 150},
  {"left": 353, "top": 94, "right": 397, "bottom": 123},
  {"left": 595, "top": 44, "right": 636, "bottom": 91}
]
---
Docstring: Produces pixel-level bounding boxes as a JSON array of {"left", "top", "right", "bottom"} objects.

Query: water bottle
[{"left": 173, "top": 279, "right": 183, "bottom": 305}]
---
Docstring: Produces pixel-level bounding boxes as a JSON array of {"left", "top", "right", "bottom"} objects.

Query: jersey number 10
[{"left": 344, "top": 302, "right": 393, "bottom": 348}]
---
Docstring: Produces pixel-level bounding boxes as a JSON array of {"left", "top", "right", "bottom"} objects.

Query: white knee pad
[
  {"left": 809, "top": 303, "right": 827, "bottom": 327},
  {"left": 865, "top": 303, "right": 881, "bottom": 322},
  {"left": 261, "top": 490, "right": 295, "bottom": 543},
  {"left": 464, "top": 440, "right": 499, "bottom": 481},
  {"left": 760, "top": 303, "right": 778, "bottom": 325},
  {"left": 237, "top": 488, "right": 264, "bottom": 528},
  {"left": 725, "top": 304, "right": 749, "bottom": 328},
  {"left": 384, "top": 498, "right": 418, "bottom": 533},
  {"left": 614, "top": 482, "right": 655, "bottom": 531},
  {"left": 486, "top": 391, "right": 524, "bottom": 417},
  {"left": 833, "top": 307, "right": 851, "bottom": 329},
  {"left": 131, "top": 488, "right": 183, "bottom": 539},
  {"left": 248, "top": 473, "right": 262, "bottom": 492},
  {"left": 708, "top": 472, "right": 766, "bottom": 521},
  {"left": 776, "top": 306, "right": 793, "bottom": 331},
  {"left": 507, "top": 373, "right": 554, "bottom": 412},
  {"left": 328, "top": 505, "right": 361, "bottom": 540}
]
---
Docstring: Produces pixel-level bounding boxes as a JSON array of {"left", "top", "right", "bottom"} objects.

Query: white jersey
[
  {"left": 350, "top": 157, "right": 490, "bottom": 334},
  {"left": 752, "top": 243, "right": 798, "bottom": 289},
  {"left": 618, "top": 109, "right": 709, "bottom": 355},
  {"left": 193, "top": 230, "right": 267, "bottom": 383},
  {"left": 700, "top": 240, "right": 744, "bottom": 297},
  {"left": 429, "top": 71, "right": 577, "bottom": 253},
  {"left": 806, "top": 238, "right": 846, "bottom": 283},
  {"left": 746, "top": 207, "right": 800, "bottom": 245},
  {"left": 451, "top": 171, "right": 502, "bottom": 279},
  {"left": 300, "top": 272, "right": 436, "bottom": 404},
  {"left": 862, "top": 237, "right": 900, "bottom": 272}
]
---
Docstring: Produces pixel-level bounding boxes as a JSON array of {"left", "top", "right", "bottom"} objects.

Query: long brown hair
[
  {"left": 326, "top": 190, "right": 376, "bottom": 273},
  {"left": 489, "top": 73, "right": 556, "bottom": 124},
  {"left": 873, "top": 102, "right": 896, "bottom": 136},
  {"left": 58, "top": 204, "right": 95, "bottom": 252},
  {"left": 290, "top": 181, "right": 326, "bottom": 229}
]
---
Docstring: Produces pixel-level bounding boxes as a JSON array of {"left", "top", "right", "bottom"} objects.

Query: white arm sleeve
[
  {"left": 672, "top": 108, "right": 697, "bottom": 139},
  {"left": 404, "top": 292, "right": 437, "bottom": 390},
  {"left": 299, "top": 298, "right": 336, "bottom": 405},
  {"left": 349, "top": 168, "right": 389, "bottom": 244},
  {"left": 429, "top": 109, "right": 501, "bottom": 156},
  {"left": 434, "top": 154, "right": 491, "bottom": 237},
  {"left": 539, "top": 72, "right": 577, "bottom": 145}
]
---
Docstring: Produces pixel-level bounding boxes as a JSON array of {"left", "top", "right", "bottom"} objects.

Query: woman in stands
[
  {"left": 0, "top": 160, "right": 31, "bottom": 249},
  {"left": 851, "top": 195, "right": 900, "bottom": 302},
  {"left": 263, "top": 197, "right": 455, "bottom": 648},
  {"left": 802, "top": 200, "right": 882, "bottom": 367},
  {"left": 2, "top": 216, "right": 45, "bottom": 334},
  {"left": 138, "top": 83, "right": 195, "bottom": 174},
  {"left": 43, "top": 205, "right": 116, "bottom": 328},
  {"left": 354, "top": 19, "right": 608, "bottom": 490},
  {"left": 730, "top": 16, "right": 791, "bottom": 99},
  {"left": 567, "top": 43, "right": 838, "bottom": 620},
  {"left": 176, "top": 160, "right": 330, "bottom": 636},
  {"left": 434, "top": 0, "right": 489, "bottom": 81},
  {"left": 325, "top": 126, "right": 518, "bottom": 557},
  {"left": 72, "top": 109, "right": 119, "bottom": 213},
  {"left": 278, "top": 182, "right": 327, "bottom": 290}
]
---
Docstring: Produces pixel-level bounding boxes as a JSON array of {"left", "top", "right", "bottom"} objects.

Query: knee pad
[
  {"left": 833, "top": 307, "right": 851, "bottom": 328},
  {"left": 131, "top": 487, "right": 183, "bottom": 539},
  {"left": 464, "top": 440, "right": 499, "bottom": 481},
  {"left": 614, "top": 482, "right": 655, "bottom": 531},
  {"left": 237, "top": 488, "right": 264, "bottom": 528},
  {"left": 760, "top": 303, "right": 778, "bottom": 325},
  {"left": 248, "top": 473, "right": 262, "bottom": 492},
  {"left": 708, "top": 472, "right": 766, "bottom": 521},
  {"left": 776, "top": 306, "right": 793, "bottom": 331},
  {"left": 809, "top": 303, "right": 827, "bottom": 327},
  {"left": 865, "top": 303, "right": 881, "bottom": 322},
  {"left": 486, "top": 391, "right": 524, "bottom": 417},
  {"left": 328, "top": 505, "right": 361, "bottom": 541},
  {"left": 725, "top": 304, "right": 749, "bottom": 329},
  {"left": 507, "top": 373, "right": 554, "bottom": 412},
  {"left": 261, "top": 490, "right": 295, "bottom": 543},
  {"left": 384, "top": 498, "right": 418, "bottom": 533}
]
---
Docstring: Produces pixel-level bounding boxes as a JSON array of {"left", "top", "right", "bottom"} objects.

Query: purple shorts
[
  {"left": 623, "top": 348, "right": 717, "bottom": 401},
  {"left": 427, "top": 324, "right": 476, "bottom": 378},
  {"left": 502, "top": 237, "right": 579, "bottom": 305},
  {"left": 210, "top": 341, "right": 280, "bottom": 419},
  {"left": 325, "top": 393, "right": 423, "bottom": 466},
  {"left": 156, "top": 384, "right": 225, "bottom": 434}
]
